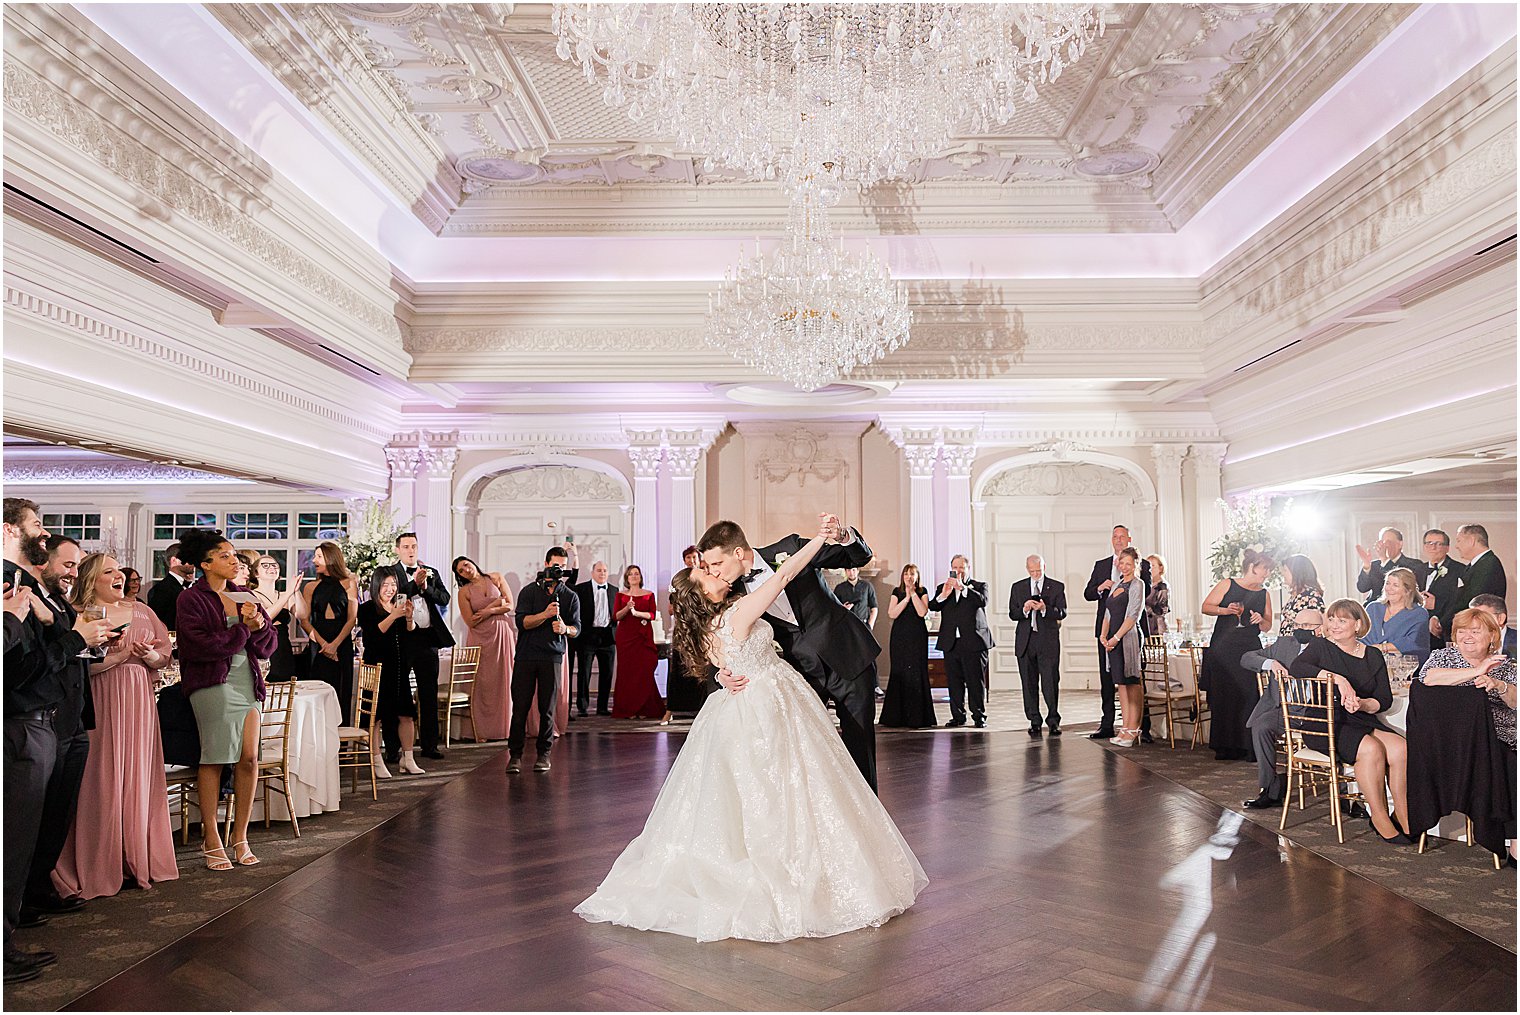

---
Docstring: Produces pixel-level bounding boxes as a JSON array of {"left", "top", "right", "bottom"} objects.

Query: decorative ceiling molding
[{"left": 0, "top": 460, "right": 251, "bottom": 486}]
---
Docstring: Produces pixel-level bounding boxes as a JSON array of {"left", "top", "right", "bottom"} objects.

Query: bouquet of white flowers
[
  {"left": 338, "top": 499, "right": 412, "bottom": 594},
  {"left": 1208, "top": 496, "right": 1302, "bottom": 585}
]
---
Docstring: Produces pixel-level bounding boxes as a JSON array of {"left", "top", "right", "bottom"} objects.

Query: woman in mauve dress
[
  {"left": 53, "top": 553, "right": 178, "bottom": 899},
  {"left": 453, "top": 556, "right": 515, "bottom": 741}
]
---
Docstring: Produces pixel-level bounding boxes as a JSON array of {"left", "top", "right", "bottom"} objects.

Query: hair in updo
[
  {"left": 1241, "top": 548, "right": 1276, "bottom": 574},
  {"left": 669, "top": 567, "right": 741, "bottom": 680}
]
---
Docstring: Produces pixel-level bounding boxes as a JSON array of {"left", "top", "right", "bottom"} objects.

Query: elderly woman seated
[
  {"left": 1417, "top": 607, "right": 1518, "bottom": 864},
  {"left": 1363, "top": 567, "right": 1431, "bottom": 663}
]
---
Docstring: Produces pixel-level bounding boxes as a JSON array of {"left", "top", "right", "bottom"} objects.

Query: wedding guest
[
  {"left": 1363, "top": 567, "right": 1431, "bottom": 663},
  {"left": 880, "top": 564, "right": 934, "bottom": 729},
  {"left": 1010, "top": 555, "right": 1066, "bottom": 737},
  {"left": 250, "top": 556, "right": 306, "bottom": 682},
  {"left": 665, "top": 546, "right": 707, "bottom": 713},
  {"left": 374, "top": 534, "right": 454, "bottom": 761},
  {"left": 1278, "top": 554, "right": 1325, "bottom": 636},
  {"left": 233, "top": 550, "right": 258, "bottom": 589},
  {"left": 1290, "top": 598, "right": 1407, "bottom": 843},
  {"left": 1143, "top": 554, "right": 1169, "bottom": 635},
  {"left": 834, "top": 567, "right": 879, "bottom": 630},
  {"left": 1453, "top": 523, "right": 1508, "bottom": 611},
  {"left": 1471, "top": 594, "right": 1517, "bottom": 659},
  {"left": 613, "top": 566, "right": 664, "bottom": 720},
  {"left": 53, "top": 554, "right": 176, "bottom": 899},
  {"left": 1084, "top": 526, "right": 1152, "bottom": 741},
  {"left": 119, "top": 568, "right": 143, "bottom": 606},
  {"left": 1100, "top": 548, "right": 1146, "bottom": 747},
  {"left": 174, "top": 528, "right": 276, "bottom": 870},
  {"left": 572, "top": 561, "right": 618, "bottom": 718},
  {"left": 929, "top": 554, "right": 994, "bottom": 728},
  {"left": 1419, "top": 529, "right": 1466, "bottom": 649},
  {"left": 1417, "top": 608, "right": 1516, "bottom": 746},
  {"left": 357, "top": 571, "right": 421, "bottom": 777},
  {"left": 301, "top": 541, "right": 357, "bottom": 723},
  {"left": 1200, "top": 549, "right": 1273, "bottom": 762},
  {"left": 145, "top": 541, "right": 196, "bottom": 632},
  {"left": 508, "top": 547, "right": 580, "bottom": 774},
  {"left": 453, "top": 556, "right": 514, "bottom": 741},
  {"left": 1240, "top": 609, "right": 1322, "bottom": 810},
  {"left": 1355, "top": 527, "right": 1428, "bottom": 604}
]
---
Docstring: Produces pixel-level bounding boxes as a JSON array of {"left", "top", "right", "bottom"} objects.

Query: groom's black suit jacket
[{"left": 746, "top": 529, "right": 880, "bottom": 701}]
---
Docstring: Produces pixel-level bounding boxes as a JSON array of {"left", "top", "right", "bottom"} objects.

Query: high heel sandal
[
  {"left": 202, "top": 846, "right": 233, "bottom": 871},
  {"left": 1109, "top": 727, "right": 1140, "bottom": 747},
  {"left": 230, "top": 840, "right": 260, "bottom": 866},
  {"left": 659, "top": 711, "right": 673, "bottom": 727}
]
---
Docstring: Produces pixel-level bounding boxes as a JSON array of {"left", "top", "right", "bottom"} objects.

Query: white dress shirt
[
  {"left": 593, "top": 583, "right": 610, "bottom": 628},
  {"left": 746, "top": 556, "right": 798, "bottom": 626}
]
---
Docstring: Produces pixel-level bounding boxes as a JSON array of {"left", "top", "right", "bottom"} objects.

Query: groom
[{"left": 697, "top": 516, "right": 881, "bottom": 792}]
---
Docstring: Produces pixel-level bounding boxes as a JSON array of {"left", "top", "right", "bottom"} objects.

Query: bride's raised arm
[{"left": 727, "top": 513, "right": 834, "bottom": 642}]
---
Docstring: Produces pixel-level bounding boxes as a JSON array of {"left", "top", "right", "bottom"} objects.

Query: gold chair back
[
  {"left": 1276, "top": 670, "right": 1363, "bottom": 843},
  {"left": 338, "top": 663, "right": 383, "bottom": 799},
  {"left": 1186, "top": 644, "right": 1210, "bottom": 749},
  {"left": 251, "top": 680, "right": 301, "bottom": 837},
  {"left": 1141, "top": 635, "right": 1189, "bottom": 749},
  {"left": 439, "top": 645, "right": 481, "bottom": 747}
]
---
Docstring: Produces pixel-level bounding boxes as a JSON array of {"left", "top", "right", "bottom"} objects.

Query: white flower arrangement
[
  {"left": 337, "top": 498, "right": 412, "bottom": 594},
  {"left": 1208, "top": 496, "right": 1302, "bottom": 586}
]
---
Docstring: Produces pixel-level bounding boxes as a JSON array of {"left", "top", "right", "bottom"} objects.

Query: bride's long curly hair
[{"left": 670, "top": 566, "right": 741, "bottom": 679}]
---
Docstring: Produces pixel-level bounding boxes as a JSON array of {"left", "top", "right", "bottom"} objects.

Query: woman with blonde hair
[
  {"left": 301, "top": 541, "right": 358, "bottom": 722},
  {"left": 1289, "top": 597, "right": 1407, "bottom": 843},
  {"left": 53, "top": 553, "right": 178, "bottom": 897},
  {"left": 1364, "top": 566, "right": 1431, "bottom": 663}
]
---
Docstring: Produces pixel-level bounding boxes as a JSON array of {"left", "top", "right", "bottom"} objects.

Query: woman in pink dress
[
  {"left": 452, "top": 556, "right": 515, "bottom": 741},
  {"left": 54, "top": 553, "right": 178, "bottom": 899},
  {"left": 612, "top": 565, "right": 664, "bottom": 720}
]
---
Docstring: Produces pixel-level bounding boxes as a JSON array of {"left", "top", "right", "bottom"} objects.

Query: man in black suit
[
  {"left": 1454, "top": 523, "right": 1508, "bottom": 613},
  {"left": 1417, "top": 528, "right": 1467, "bottom": 649},
  {"left": 571, "top": 561, "right": 617, "bottom": 716},
  {"left": 1083, "top": 525, "right": 1152, "bottom": 741},
  {"left": 929, "top": 554, "right": 995, "bottom": 730},
  {"left": 1009, "top": 554, "right": 1066, "bottom": 737},
  {"left": 374, "top": 532, "right": 454, "bottom": 761},
  {"left": 1355, "top": 527, "right": 1428, "bottom": 604},
  {"left": 698, "top": 516, "right": 880, "bottom": 790},
  {"left": 144, "top": 540, "right": 195, "bottom": 632}
]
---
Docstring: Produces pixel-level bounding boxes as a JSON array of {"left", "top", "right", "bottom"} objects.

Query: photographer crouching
[{"left": 508, "top": 546, "right": 580, "bottom": 774}]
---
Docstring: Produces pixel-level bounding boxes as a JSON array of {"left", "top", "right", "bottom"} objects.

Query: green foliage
[
  {"left": 1208, "top": 496, "right": 1301, "bottom": 585},
  {"left": 337, "top": 499, "right": 409, "bottom": 591}
]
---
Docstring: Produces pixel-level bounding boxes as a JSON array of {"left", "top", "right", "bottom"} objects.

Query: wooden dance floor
[{"left": 72, "top": 732, "right": 1514, "bottom": 1011}]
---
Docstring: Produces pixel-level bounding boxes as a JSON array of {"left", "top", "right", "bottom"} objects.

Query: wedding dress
[{"left": 574, "top": 613, "right": 928, "bottom": 942}]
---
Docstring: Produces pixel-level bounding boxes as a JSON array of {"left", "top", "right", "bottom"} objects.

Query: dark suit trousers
[
  {"left": 508, "top": 658, "right": 560, "bottom": 758},
  {"left": 575, "top": 628, "right": 615, "bottom": 712},
  {"left": 26, "top": 726, "right": 89, "bottom": 902},
  {"left": 944, "top": 641, "right": 987, "bottom": 722},
  {"left": 1016, "top": 640, "right": 1060, "bottom": 727},
  {"left": 4, "top": 713, "right": 57, "bottom": 946},
  {"left": 405, "top": 639, "right": 441, "bottom": 753},
  {"left": 817, "top": 661, "right": 879, "bottom": 794}
]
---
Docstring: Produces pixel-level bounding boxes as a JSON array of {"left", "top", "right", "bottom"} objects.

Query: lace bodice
[{"left": 714, "top": 612, "right": 785, "bottom": 675}]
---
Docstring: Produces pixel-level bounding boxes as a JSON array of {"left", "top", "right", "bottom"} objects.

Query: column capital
[
  {"left": 418, "top": 446, "right": 458, "bottom": 479},
  {"left": 628, "top": 446, "right": 663, "bottom": 478},
  {"left": 903, "top": 444, "right": 939, "bottom": 478},
  {"left": 1149, "top": 443, "right": 1190, "bottom": 476},
  {"left": 385, "top": 447, "right": 422, "bottom": 475},
  {"left": 941, "top": 446, "right": 977, "bottom": 478},
  {"left": 1188, "top": 443, "right": 1229, "bottom": 473},
  {"left": 665, "top": 445, "right": 704, "bottom": 478}
]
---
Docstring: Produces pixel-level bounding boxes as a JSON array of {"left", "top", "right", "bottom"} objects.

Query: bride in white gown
[{"left": 575, "top": 517, "right": 928, "bottom": 943}]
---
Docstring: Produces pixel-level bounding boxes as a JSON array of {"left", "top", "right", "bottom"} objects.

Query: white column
[
  {"left": 663, "top": 444, "right": 703, "bottom": 596},
  {"left": 417, "top": 446, "right": 458, "bottom": 571},
  {"left": 1190, "top": 443, "right": 1230, "bottom": 619},
  {"left": 628, "top": 446, "right": 663, "bottom": 584},
  {"left": 385, "top": 447, "right": 421, "bottom": 525},
  {"left": 942, "top": 445, "right": 976, "bottom": 564},
  {"left": 1150, "top": 443, "right": 1192, "bottom": 618},
  {"left": 903, "top": 444, "right": 938, "bottom": 572}
]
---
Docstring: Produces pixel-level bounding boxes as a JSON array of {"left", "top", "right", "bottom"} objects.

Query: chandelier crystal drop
[
  {"left": 705, "top": 180, "right": 911, "bottom": 391},
  {"left": 552, "top": 3, "right": 1105, "bottom": 190}
]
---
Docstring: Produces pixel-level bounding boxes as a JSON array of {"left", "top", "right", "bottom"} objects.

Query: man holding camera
[
  {"left": 375, "top": 533, "right": 454, "bottom": 762},
  {"left": 928, "top": 554, "right": 995, "bottom": 728},
  {"left": 508, "top": 546, "right": 580, "bottom": 774}
]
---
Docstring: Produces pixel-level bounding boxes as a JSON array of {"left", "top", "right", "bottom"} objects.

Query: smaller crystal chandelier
[{"left": 706, "top": 178, "right": 910, "bottom": 390}]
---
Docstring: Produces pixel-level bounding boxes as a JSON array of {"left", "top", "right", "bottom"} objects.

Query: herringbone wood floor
[{"left": 70, "top": 732, "right": 1516, "bottom": 1011}]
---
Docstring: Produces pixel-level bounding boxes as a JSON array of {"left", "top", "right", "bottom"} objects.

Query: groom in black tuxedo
[{"left": 697, "top": 516, "right": 881, "bottom": 792}]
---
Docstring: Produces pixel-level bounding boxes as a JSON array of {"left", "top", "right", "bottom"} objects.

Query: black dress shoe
[
  {"left": 1242, "top": 791, "right": 1282, "bottom": 810},
  {"left": 12, "top": 948, "right": 55, "bottom": 968},
  {"left": 1048, "top": 726, "right": 1062, "bottom": 736},
  {"left": 596, "top": 709, "right": 612, "bottom": 717},
  {"left": 1028, "top": 724, "right": 1043, "bottom": 737},
  {"left": 972, "top": 718, "right": 986, "bottom": 728},
  {"left": 944, "top": 718, "right": 966, "bottom": 728},
  {"left": 1139, "top": 731, "right": 1154, "bottom": 744},
  {"left": 16, "top": 908, "right": 48, "bottom": 929},
  {"left": 577, "top": 707, "right": 589, "bottom": 718},
  {"left": 4, "top": 955, "right": 41, "bottom": 984},
  {"left": 29, "top": 892, "right": 85, "bottom": 914},
  {"left": 421, "top": 749, "right": 445, "bottom": 760},
  {"left": 1087, "top": 729, "right": 1116, "bottom": 740}
]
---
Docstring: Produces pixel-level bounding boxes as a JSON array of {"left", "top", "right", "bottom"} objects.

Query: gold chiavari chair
[
  {"left": 1186, "top": 645, "right": 1210, "bottom": 749},
  {"left": 1418, "top": 817, "right": 1503, "bottom": 869},
  {"left": 1277, "top": 671, "right": 1365, "bottom": 843},
  {"left": 437, "top": 645, "right": 481, "bottom": 748},
  {"left": 338, "top": 663, "right": 382, "bottom": 800},
  {"left": 251, "top": 680, "right": 300, "bottom": 838},
  {"left": 1141, "top": 635, "right": 1190, "bottom": 748},
  {"left": 167, "top": 768, "right": 233, "bottom": 847}
]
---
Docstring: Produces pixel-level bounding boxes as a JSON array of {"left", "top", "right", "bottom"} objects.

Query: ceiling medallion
[
  {"left": 458, "top": 153, "right": 544, "bottom": 185},
  {"left": 1071, "top": 146, "right": 1160, "bottom": 181}
]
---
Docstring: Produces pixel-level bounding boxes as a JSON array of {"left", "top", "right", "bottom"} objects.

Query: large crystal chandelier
[
  {"left": 552, "top": 3, "right": 1105, "bottom": 189},
  {"left": 706, "top": 178, "right": 910, "bottom": 391}
]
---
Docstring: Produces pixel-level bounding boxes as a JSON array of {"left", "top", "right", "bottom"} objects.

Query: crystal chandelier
[
  {"left": 706, "top": 179, "right": 910, "bottom": 390},
  {"left": 552, "top": 3, "right": 1105, "bottom": 189}
]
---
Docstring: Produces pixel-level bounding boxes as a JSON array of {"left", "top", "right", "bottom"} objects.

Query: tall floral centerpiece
[
  {"left": 1208, "top": 497, "right": 1302, "bottom": 586},
  {"left": 338, "top": 499, "right": 409, "bottom": 595}
]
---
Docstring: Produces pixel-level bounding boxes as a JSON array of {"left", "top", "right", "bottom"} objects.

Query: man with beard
[{"left": 2, "top": 500, "right": 111, "bottom": 983}]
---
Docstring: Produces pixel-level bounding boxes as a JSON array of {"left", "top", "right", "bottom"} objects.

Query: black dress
[
  {"left": 880, "top": 588, "right": 936, "bottom": 728},
  {"left": 1287, "top": 638, "right": 1391, "bottom": 764},
  {"left": 1202, "top": 579, "right": 1267, "bottom": 761},
  {"left": 358, "top": 599, "right": 416, "bottom": 729},
  {"left": 264, "top": 602, "right": 309, "bottom": 682},
  {"left": 1104, "top": 578, "right": 1143, "bottom": 686},
  {"left": 308, "top": 576, "right": 355, "bottom": 722}
]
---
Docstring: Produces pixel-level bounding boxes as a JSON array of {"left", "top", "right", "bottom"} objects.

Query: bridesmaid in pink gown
[
  {"left": 612, "top": 565, "right": 665, "bottom": 719},
  {"left": 54, "top": 554, "right": 178, "bottom": 899},
  {"left": 452, "top": 557, "right": 515, "bottom": 741}
]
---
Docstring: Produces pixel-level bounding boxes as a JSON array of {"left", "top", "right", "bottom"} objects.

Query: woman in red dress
[{"left": 611, "top": 565, "right": 664, "bottom": 719}]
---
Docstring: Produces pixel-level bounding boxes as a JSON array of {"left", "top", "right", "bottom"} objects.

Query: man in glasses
[{"left": 1418, "top": 529, "right": 1466, "bottom": 650}]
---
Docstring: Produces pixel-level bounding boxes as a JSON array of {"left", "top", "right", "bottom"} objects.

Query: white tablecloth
[{"left": 253, "top": 680, "right": 342, "bottom": 822}]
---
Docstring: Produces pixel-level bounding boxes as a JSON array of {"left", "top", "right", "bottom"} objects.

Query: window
[
  {"left": 42, "top": 513, "right": 101, "bottom": 541},
  {"left": 153, "top": 512, "right": 217, "bottom": 540},
  {"left": 226, "top": 512, "right": 290, "bottom": 541},
  {"left": 298, "top": 512, "right": 347, "bottom": 541}
]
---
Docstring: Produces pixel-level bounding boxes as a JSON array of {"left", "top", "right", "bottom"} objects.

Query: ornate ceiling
[{"left": 212, "top": 3, "right": 1410, "bottom": 236}]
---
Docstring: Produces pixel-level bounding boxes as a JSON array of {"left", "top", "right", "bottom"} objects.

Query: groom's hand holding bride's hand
[{"left": 715, "top": 667, "right": 749, "bottom": 694}]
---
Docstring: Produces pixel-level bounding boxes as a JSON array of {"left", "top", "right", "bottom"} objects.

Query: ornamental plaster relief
[
  {"left": 982, "top": 463, "right": 1142, "bottom": 500},
  {"left": 0, "top": 461, "right": 241, "bottom": 485},
  {"left": 478, "top": 466, "right": 625, "bottom": 503}
]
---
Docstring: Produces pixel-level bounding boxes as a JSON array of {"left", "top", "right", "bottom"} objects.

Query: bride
[{"left": 574, "top": 515, "right": 927, "bottom": 943}]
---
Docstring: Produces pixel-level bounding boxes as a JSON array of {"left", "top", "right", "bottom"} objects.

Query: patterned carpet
[
  {"left": 1092, "top": 735, "right": 1517, "bottom": 952},
  {"left": 4, "top": 741, "right": 507, "bottom": 1012}
]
